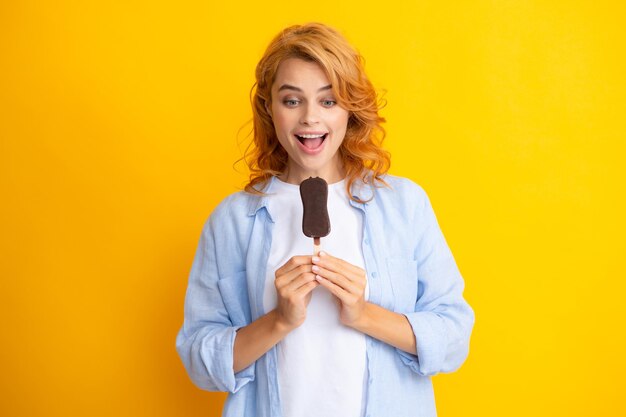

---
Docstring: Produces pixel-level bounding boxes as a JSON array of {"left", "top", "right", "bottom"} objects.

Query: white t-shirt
[{"left": 263, "top": 177, "right": 369, "bottom": 417}]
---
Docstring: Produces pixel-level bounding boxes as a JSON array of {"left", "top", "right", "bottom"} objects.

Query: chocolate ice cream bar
[{"left": 299, "top": 177, "right": 330, "bottom": 253}]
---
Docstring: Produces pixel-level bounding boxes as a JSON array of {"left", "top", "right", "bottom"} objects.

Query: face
[{"left": 267, "top": 58, "right": 350, "bottom": 184}]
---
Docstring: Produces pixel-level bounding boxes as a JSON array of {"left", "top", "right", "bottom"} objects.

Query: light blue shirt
[{"left": 176, "top": 174, "right": 475, "bottom": 417}]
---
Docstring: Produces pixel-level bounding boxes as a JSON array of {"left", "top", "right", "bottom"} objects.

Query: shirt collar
[{"left": 246, "top": 176, "right": 275, "bottom": 219}]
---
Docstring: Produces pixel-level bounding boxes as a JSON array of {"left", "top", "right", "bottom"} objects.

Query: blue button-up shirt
[{"left": 176, "top": 174, "right": 475, "bottom": 417}]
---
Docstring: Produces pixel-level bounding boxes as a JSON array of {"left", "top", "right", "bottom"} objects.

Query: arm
[
  {"left": 233, "top": 310, "right": 290, "bottom": 373},
  {"left": 312, "top": 253, "right": 417, "bottom": 355},
  {"left": 396, "top": 185, "right": 475, "bottom": 376},
  {"left": 349, "top": 302, "right": 417, "bottom": 355},
  {"left": 175, "top": 212, "right": 255, "bottom": 393},
  {"left": 176, "top": 207, "right": 321, "bottom": 389},
  {"left": 233, "top": 256, "right": 320, "bottom": 373},
  {"left": 313, "top": 185, "right": 474, "bottom": 377}
]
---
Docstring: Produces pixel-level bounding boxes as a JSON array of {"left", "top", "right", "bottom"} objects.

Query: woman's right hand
[{"left": 274, "top": 255, "right": 319, "bottom": 331}]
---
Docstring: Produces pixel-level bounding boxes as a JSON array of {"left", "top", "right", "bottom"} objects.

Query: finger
[
  {"left": 294, "top": 280, "right": 320, "bottom": 297},
  {"left": 313, "top": 252, "right": 366, "bottom": 282},
  {"left": 275, "top": 256, "right": 311, "bottom": 277},
  {"left": 283, "top": 272, "right": 317, "bottom": 293},
  {"left": 275, "top": 264, "right": 312, "bottom": 289},
  {"left": 275, "top": 255, "right": 312, "bottom": 278},
  {"left": 312, "top": 265, "right": 358, "bottom": 294},
  {"left": 315, "top": 275, "right": 351, "bottom": 302},
  {"left": 317, "top": 251, "right": 364, "bottom": 275}
]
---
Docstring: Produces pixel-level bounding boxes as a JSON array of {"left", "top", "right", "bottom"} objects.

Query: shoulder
[
  {"left": 211, "top": 190, "right": 253, "bottom": 217},
  {"left": 202, "top": 189, "right": 261, "bottom": 234},
  {"left": 373, "top": 174, "right": 430, "bottom": 210}
]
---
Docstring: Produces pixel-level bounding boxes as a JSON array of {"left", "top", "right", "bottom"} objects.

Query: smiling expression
[{"left": 267, "top": 58, "right": 350, "bottom": 184}]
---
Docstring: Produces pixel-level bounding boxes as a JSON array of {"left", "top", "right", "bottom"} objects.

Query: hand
[
  {"left": 312, "top": 251, "right": 368, "bottom": 327},
  {"left": 273, "top": 256, "right": 319, "bottom": 331}
]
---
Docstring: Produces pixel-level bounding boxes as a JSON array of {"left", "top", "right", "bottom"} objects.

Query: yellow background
[{"left": 2, "top": 1, "right": 625, "bottom": 416}]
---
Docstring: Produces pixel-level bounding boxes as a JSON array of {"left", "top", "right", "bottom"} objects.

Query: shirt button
[{"left": 371, "top": 271, "right": 377, "bottom": 278}]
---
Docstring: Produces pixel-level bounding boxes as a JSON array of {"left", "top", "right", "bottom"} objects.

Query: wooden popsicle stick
[{"left": 313, "top": 237, "right": 321, "bottom": 256}]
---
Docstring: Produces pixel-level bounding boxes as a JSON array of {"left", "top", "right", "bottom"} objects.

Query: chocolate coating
[{"left": 299, "top": 177, "right": 331, "bottom": 238}]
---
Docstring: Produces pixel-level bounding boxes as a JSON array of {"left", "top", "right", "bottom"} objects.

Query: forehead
[{"left": 273, "top": 58, "right": 330, "bottom": 90}]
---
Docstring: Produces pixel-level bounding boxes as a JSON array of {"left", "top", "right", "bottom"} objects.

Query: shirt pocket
[
  {"left": 217, "top": 270, "right": 252, "bottom": 327},
  {"left": 386, "top": 258, "right": 419, "bottom": 313}
]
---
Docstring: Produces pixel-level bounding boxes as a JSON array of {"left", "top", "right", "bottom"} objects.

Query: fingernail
[
  {"left": 312, "top": 265, "right": 319, "bottom": 272},
  {"left": 319, "top": 251, "right": 327, "bottom": 257},
  {"left": 315, "top": 275, "right": 323, "bottom": 281},
  {"left": 312, "top": 256, "right": 320, "bottom": 263}
]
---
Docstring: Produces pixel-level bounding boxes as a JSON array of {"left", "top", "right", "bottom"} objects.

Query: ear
[{"left": 265, "top": 101, "right": 272, "bottom": 118}]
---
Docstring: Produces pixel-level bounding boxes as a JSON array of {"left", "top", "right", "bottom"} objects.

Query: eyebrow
[{"left": 277, "top": 84, "right": 332, "bottom": 93}]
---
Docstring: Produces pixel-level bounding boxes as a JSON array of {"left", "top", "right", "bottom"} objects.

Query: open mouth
[{"left": 295, "top": 133, "right": 328, "bottom": 150}]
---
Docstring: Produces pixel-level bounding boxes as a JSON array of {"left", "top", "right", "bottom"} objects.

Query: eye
[
  {"left": 283, "top": 99, "right": 300, "bottom": 107},
  {"left": 322, "top": 99, "right": 337, "bottom": 107}
]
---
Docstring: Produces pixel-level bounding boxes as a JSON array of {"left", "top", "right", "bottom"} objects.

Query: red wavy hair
[{"left": 243, "top": 22, "right": 390, "bottom": 203}]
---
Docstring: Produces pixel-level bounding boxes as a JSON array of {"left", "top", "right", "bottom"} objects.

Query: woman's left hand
[{"left": 312, "top": 251, "right": 368, "bottom": 327}]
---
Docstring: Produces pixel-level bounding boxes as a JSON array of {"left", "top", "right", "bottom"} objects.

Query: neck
[{"left": 279, "top": 165, "right": 345, "bottom": 185}]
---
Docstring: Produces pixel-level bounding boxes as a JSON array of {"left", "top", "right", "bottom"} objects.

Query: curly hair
[{"left": 243, "top": 22, "right": 390, "bottom": 203}]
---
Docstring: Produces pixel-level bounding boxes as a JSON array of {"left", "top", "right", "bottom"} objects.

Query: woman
[{"left": 176, "top": 22, "right": 474, "bottom": 417}]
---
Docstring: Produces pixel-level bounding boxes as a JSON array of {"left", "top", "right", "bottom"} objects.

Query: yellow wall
[{"left": 2, "top": 1, "right": 625, "bottom": 416}]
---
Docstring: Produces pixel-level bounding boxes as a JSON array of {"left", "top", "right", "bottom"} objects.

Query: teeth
[{"left": 297, "top": 134, "right": 326, "bottom": 138}]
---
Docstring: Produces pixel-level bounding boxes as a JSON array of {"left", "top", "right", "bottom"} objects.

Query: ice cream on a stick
[{"left": 299, "top": 177, "right": 330, "bottom": 255}]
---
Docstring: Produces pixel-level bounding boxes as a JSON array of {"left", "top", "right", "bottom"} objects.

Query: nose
[{"left": 299, "top": 103, "right": 319, "bottom": 125}]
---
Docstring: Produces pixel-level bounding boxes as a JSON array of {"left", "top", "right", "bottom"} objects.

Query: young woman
[{"left": 176, "top": 22, "right": 474, "bottom": 417}]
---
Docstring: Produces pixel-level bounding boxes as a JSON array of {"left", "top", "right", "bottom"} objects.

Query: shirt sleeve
[
  {"left": 175, "top": 207, "right": 255, "bottom": 393},
  {"left": 396, "top": 185, "right": 475, "bottom": 377}
]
